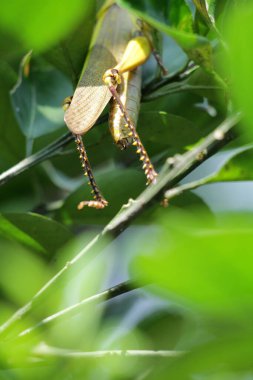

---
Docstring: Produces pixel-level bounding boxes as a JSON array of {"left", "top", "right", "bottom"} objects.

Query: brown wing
[{"left": 64, "top": 4, "right": 134, "bottom": 135}]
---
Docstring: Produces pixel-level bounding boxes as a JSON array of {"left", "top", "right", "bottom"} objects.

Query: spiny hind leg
[
  {"left": 63, "top": 97, "right": 108, "bottom": 209},
  {"left": 104, "top": 66, "right": 157, "bottom": 184},
  {"left": 107, "top": 79, "right": 157, "bottom": 185},
  {"left": 74, "top": 134, "right": 108, "bottom": 210}
]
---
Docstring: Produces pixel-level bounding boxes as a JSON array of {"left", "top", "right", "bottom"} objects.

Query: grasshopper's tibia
[
  {"left": 152, "top": 49, "right": 168, "bottom": 76},
  {"left": 107, "top": 82, "right": 157, "bottom": 184},
  {"left": 137, "top": 19, "right": 168, "bottom": 76},
  {"left": 74, "top": 134, "right": 108, "bottom": 209}
]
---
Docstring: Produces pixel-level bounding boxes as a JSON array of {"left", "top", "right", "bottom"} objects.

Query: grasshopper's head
[{"left": 103, "top": 68, "right": 121, "bottom": 87}]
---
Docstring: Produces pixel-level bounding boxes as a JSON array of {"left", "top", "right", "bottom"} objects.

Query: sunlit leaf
[
  {"left": 133, "top": 212, "right": 253, "bottom": 319},
  {"left": 0, "top": 242, "right": 49, "bottom": 304},
  {"left": 0, "top": 0, "right": 94, "bottom": 53},
  {"left": 224, "top": 3, "right": 253, "bottom": 137}
]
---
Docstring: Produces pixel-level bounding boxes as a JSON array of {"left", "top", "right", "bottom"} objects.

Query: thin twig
[
  {"left": 0, "top": 132, "right": 72, "bottom": 186},
  {"left": 0, "top": 115, "right": 107, "bottom": 186},
  {"left": 0, "top": 113, "right": 241, "bottom": 339},
  {"left": 142, "top": 61, "right": 198, "bottom": 96},
  {"left": 33, "top": 343, "right": 185, "bottom": 359},
  {"left": 164, "top": 175, "right": 215, "bottom": 200},
  {"left": 18, "top": 281, "right": 136, "bottom": 338}
]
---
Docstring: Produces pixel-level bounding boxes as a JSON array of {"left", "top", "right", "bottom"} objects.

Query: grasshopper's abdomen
[{"left": 109, "top": 67, "right": 142, "bottom": 149}]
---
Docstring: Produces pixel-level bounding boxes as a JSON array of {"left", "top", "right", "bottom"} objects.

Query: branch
[
  {"left": 18, "top": 281, "right": 137, "bottom": 338},
  {"left": 0, "top": 115, "right": 107, "bottom": 186},
  {"left": 0, "top": 113, "right": 240, "bottom": 339},
  {"left": 104, "top": 113, "right": 240, "bottom": 232},
  {"left": 33, "top": 343, "right": 185, "bottom": 359},
  {"left": 0, "top": 132, "right": 72, "bottom": 186}
]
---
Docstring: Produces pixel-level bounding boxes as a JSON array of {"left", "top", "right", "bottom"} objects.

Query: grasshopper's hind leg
[
  {"left": 103, "top": 35, "right": 158, "bottom": 185},
  {"left": 136, "top": 19, "right": 168, "bottom": 76},
  {"left": 63, "top": 96, "right": 108, "bottom": 209},
  {"left": 105, "top": 77, "right": 157, "bottom": 184},
  {"left": 74, "top": 135, "right": 108, "bottom": 210}
]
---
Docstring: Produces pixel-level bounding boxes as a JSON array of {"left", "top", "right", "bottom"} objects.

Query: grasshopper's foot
[
  {"left": 117, "top": 138, "right": 131, "bottom": 150},
  {"left": 78, "top": 199, "right": 108, "bottom": 210}
]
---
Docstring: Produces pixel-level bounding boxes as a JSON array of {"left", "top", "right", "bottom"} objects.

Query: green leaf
[
  {"left": 224, "top": 3, "right": 253, "bottom": 138},
  {"left": 170, "top": 191, "right": 213, "bottom": 217},
  {"left": 143, "top": 73, "right": 223, "bottom": 103},
  {"left": 10, "top": 54, "right": 72, "bottom": 146},
  {"left": 164, "top": 0, "right": 193, "bottom": 32},
  {"left": 0, "top": 242, "right": 50, "bottom": 305},
  {"left": 0, "top": 212, "right": 73, "bottom": 255},
  {"left": 210, "top": 145, "right": 253, "bottom": 182},
  {"left": 0, "top": 0, "right": 95, "bottom": 53},
  {"left": 138, "top": 111, "right": 214, "bottom": 152},
  {"left": 133, "top": 212, "right": 253, "bottom": 319},
  {"left": 190, "top": 145, "right": 253, "bottom": 185}
]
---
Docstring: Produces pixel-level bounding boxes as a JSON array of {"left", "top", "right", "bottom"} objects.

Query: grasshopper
[{"left": 64, "top": 1, "right": 166, "bottom": 210}]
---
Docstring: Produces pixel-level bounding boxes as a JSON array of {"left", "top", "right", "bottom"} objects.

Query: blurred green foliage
[
  {"left": 0, "top": 0, "right": 95, "bottom": 56},
  {"left": 0, "top": 0, "right": 253, "bottom": 379},
  {"left": 224, "top": 2, "right": 253, "bottom": 138}
]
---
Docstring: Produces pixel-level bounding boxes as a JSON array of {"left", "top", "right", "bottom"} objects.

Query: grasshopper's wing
[
  {"left": 64, "top": 46, "right": 114, "bottom": 135},
  {"left": 64, "top": 4, "right": 134, "bottom": 135}
]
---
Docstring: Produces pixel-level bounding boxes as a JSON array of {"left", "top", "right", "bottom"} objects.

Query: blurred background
[{"left": 1, "top": 0, "right": 253, "bottom": 379}]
